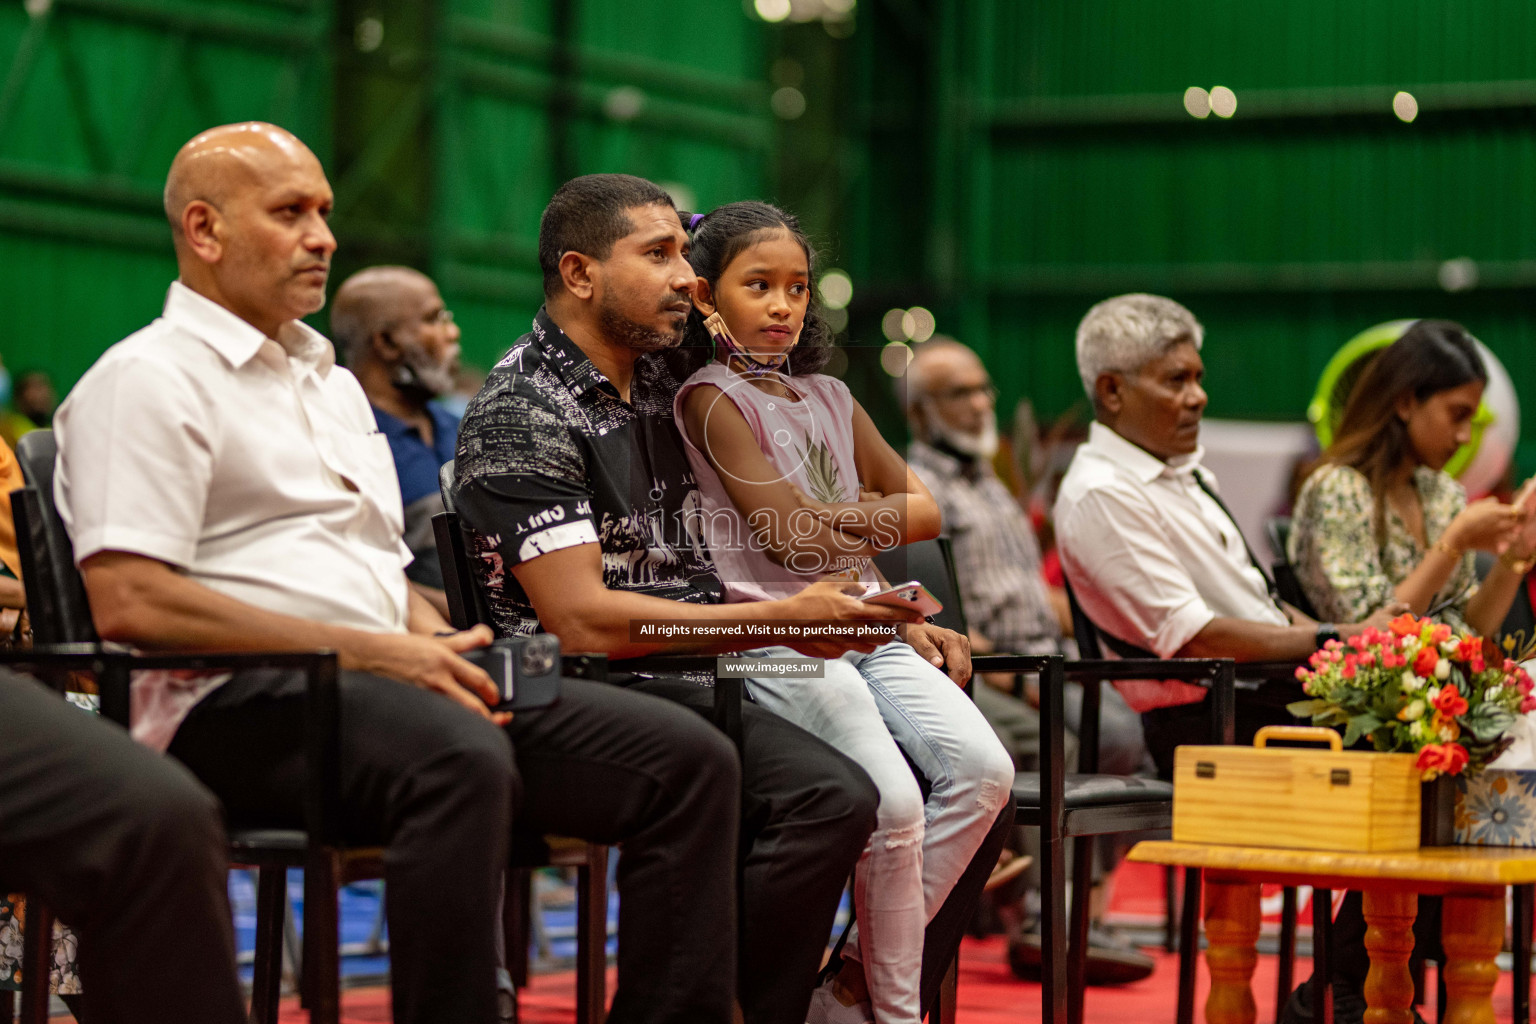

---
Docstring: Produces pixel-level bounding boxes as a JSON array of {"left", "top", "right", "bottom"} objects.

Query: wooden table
[{"left": 1129, "top": 840, "right": 1536, "bottom": 1024}]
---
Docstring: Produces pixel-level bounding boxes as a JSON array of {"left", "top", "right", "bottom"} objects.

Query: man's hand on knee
[{"left": 347, "top": 627, "right": 509, "bottom": 724}]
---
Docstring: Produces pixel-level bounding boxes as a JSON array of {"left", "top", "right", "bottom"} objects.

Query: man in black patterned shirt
[{"left": 456, "top": 174, "right": 1010, "bottom": 1024}]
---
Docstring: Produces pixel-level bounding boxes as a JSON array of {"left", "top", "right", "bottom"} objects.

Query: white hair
[{"left": 1074, "top": 294, "right": 1203, "bottom": 401}]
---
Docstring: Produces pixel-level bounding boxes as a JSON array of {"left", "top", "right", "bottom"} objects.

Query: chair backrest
[
  {"left": 872, "top": 536, "right": 968, "bottom": 635},
  {"left": 432, "top": 459, "right": 495, "bottom": 632},
  {"left": 12, "top": 430, "right": 99, "bottom": 645},
  {"left": 1263, "top": 515, "right": 1319, "bottom": 618}
]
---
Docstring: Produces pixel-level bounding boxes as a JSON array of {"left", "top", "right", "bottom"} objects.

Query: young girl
[{"left": 670, "top": 202, "right": 1013, "bottom": 1024}]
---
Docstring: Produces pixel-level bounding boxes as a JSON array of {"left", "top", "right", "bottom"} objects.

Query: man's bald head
[
  {"left": 161, "top": 122, "right": 336, "bottom": 339},
  {"left": 164, "top": 122, "right": 319, "bottom": 244},
  {"left": 332, "top": 266, "right": 437, "bottom": 365},
  {"left": 905, "top": 339, "right": 984, "bottom": 412}
]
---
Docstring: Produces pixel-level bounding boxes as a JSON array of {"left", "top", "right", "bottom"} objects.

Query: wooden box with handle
[{"left": 1173, "top": 726, "right": 1422, "bottom": 852}]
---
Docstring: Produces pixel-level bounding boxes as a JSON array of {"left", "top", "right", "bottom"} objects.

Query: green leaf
[
  {"left": 1343, "top": 713, "right": 1383, "bottom": 747},
  {"left": 1287, "top": 699, "right": 1331, "bottom": 719},
  {"left": 1461, "top": 704, "right": 1515, "bottom": 742}
]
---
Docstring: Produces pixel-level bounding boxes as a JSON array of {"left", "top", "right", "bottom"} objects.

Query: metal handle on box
[{"left": 1254, "top": 725, "right": 1342, "bottom": 751}]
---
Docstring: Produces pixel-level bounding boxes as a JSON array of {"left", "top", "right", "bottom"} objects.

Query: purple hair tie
[{"left": 689, "top": 213, "right": 705, "bottom": 229}]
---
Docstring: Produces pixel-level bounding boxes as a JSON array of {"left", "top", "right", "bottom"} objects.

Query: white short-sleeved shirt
[
  {"left": 1054, "top": 421, "right": 1288, "bottom": 711},
  {"left": 55, "top": 281, "right": 411, "bottom": 748}
]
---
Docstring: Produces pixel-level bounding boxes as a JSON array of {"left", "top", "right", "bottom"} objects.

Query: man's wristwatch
[{"left": 1315, "top": 623, "right": 1341, "bottom": 648}]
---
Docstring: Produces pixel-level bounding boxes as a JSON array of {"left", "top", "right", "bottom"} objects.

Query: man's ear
[
  {"left": 181, "top": 201, "right": 224, "bottom": 264},
  {"left": 694, "top": 277, "right": 715, "bottom": 315},
  {"left": 558, "top": 251, "right": 597, "bottom": 301},
  {"left": 370, "top": 329, "right": 401, "bottom": 364},
  {"left": 1095, "top": 372, "right": 1125, "bottom": 416}
]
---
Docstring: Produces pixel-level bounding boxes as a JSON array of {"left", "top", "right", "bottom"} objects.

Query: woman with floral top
[{"left": 1289, "top": 319, "right": 1533, "bottom": 638}]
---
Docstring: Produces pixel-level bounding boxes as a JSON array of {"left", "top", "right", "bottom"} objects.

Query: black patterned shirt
[{"left": 453, "top": 308, "right": 723, "bottom": 638}]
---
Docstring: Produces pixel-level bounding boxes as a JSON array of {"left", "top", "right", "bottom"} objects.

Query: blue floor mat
[{"left": 229, "top": 866, "right": 850, "bottom": 979}]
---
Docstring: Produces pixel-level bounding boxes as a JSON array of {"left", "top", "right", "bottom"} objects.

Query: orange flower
[
  {"left": 1389, "top": 613, "right": 1423, "bottom": 638},
  {"left": 1415, "top": 743, "right": 1469, "bottom": 776}
]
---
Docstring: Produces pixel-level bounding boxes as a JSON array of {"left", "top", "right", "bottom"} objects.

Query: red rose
[
  {"left": 1415, "top": 743, "right": 1470, "bottom": 776},
  {"left": 1457, "top": 638, "right": 1483, "bottom": 662},
  {"left": 1431, "top": 686, "right": 1468, "bottom": 717},
  {"left": 1413, "top": 647, "right": 1440, "bottom": 678}
]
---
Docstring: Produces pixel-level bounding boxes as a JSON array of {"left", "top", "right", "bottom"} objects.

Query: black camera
[{"left": 461, "top": 634, "right": 562, "bottom": 711}]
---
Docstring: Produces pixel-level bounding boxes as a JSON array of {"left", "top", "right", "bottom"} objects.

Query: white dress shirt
[
  {"left": 56, "top": 281, "right": 411, "bottom": 748},
  {"left": 1054, "top": 421, "right": 1288, "bottom": 711}
]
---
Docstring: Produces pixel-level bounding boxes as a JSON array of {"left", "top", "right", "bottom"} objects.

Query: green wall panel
[
  {"left": 840, "top": 0, "right": 1536, "bottom": 472},
  {"left": 0, "top": 0, "right": 330, "bottom": 393},
  {"left": 433, "top": 0, "right": 772, "bottom": 369}
]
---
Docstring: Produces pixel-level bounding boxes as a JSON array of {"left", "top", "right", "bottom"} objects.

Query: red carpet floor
[
  {"left": 243, "top": 932, "right": 1519, "bottom": 1024},
  {"left": 91, "top": 862, "right": 1518, "bottom": 1022}
]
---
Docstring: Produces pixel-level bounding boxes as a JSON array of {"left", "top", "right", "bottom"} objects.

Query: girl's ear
[
  {"left": 1395, "top": 393, "right": 1417, "bottom": 423},
  {"left": 693, "top": 276, "right": 716, "bottom": 315}
]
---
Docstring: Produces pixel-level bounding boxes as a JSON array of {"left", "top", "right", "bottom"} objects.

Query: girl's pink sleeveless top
[{"left": 674, "top": 362, "right": 875, "bottom": 602}]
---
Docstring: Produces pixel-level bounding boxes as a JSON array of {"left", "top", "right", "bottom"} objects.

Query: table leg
[
  {"left": 1441, "top": 891, "right": 1504, "bottom": 1024},
  {"left": 1361, "top": 890, "right": 1417, "bottom": 1024},
  {"left": 1204, "top": 878, "right": 1261, "bottom": 1024}
]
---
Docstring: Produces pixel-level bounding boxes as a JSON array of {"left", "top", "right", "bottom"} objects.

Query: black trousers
[
  {"left": 169, "top": 669, "right": 877, "bottom": 1024},
  {"left": 0, "top": 671, "right": 245, "bottom": 1024}
]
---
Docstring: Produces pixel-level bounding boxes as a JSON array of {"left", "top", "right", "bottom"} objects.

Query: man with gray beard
[
  {"left": 903, "top": 339, "right": 1153, "bottom": 983},
  {"left": 333, "top": 266, "right": 463, "bottom": 606}
]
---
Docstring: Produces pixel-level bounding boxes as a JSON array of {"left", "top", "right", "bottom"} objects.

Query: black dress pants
[
  {"left": 624, "top": 676, "right": 881, "bottom": 1024},
  {"left": 171, "top": 669, "right": 854, "bottom": 1024},
  {"left": 0, "top": 671, "right": 245, "bottom": 1024}
]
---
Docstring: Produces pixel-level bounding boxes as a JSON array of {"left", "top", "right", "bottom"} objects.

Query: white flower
[
  {"left": 1425, "top": 685, "right": 1441, "bottom": 705},
  {"left": 1487, "top": 686, "right": 1503, "bottom": 702},
  {"left": 1401, "top": 699, "right": 1427, "bottom": 722},
  {"left": 1439, "top": 724, "right": 1457, "bottom": 742},
  {"left": 1402, "top": 636, "right": 1418, "bottom": 651},
  {"left": 1403, "top": 670, "right": 1420, "bottom": 690},
  {"left": 1410, "top": 718, "right": 1432, "bottom": 742},
  {"left": 1435, "top": 660, "right": 1452, "bottom": 681}
]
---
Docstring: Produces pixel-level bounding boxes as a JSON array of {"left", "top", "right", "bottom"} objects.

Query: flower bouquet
[{"left": 1288, "top": 613, "right": 1536, "bottom": 780}]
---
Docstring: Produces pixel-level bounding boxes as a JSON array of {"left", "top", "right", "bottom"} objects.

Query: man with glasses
[
  {"left": 903, "top": 338, "right": 1154, "bottom": 984},
  {"left": 332, "top": 266, "right": 464, "bottom": 611}
]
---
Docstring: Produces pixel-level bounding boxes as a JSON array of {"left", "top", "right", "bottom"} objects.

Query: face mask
[
  {"left": 925, "top": 404, "right": 999, "bottom": 461},
  {"left": 705, "top": 310, "right": 795, "bottom": 377}
]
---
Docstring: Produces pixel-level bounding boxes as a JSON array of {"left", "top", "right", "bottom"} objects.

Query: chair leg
[
  {"left": 575, "top": 847, "right": 609, "bottom": 1024},
  {"left": 18, "top": 898, "right": 51, "bottom": 1024},
  {"left": 303, "top": 854, "right": 343, "bottom": 1024},
  {"left": 250, "top": 867, "right": 287, "bottom": 1024},
  {"left": 1276, "top": 886, "right": 1298, "bottom": 1020},
  {"left": 506, "top": 868, "right": 532, "bottom": 988},
  {"left": 927, "top": 954, "right": 958, "bottom": 1023},
  {"left": 1164, "top": 864, "right": 1180, "bottom": 952},
  {"left": 1514, "top": 883, "right": 1533, "bottom": 1024},
  {"left": 1066, "top": 837, "right": 1095, "bottom": 1024},
  {"left": 1311, "top": 888, "right": 1333, "bottom": 1024},
  {"left": 1039, "top": 830, "right": 1068, "bottom": 1024},
  {"left": 1176, "top": 867, "right": 1201, "bottom": 1024}
]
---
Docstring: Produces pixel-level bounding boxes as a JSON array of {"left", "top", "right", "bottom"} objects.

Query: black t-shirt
[{"left": 454, "top": 308, "right": 723, "bottom": 638}]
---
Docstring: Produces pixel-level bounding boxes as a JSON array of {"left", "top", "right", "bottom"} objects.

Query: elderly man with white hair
[
  {"left": 1053, "top": 293, "right": 1406, "bottom": 770},
  {"left": 1053, "top": 294, "right": 1412, "bottom": 1024}
]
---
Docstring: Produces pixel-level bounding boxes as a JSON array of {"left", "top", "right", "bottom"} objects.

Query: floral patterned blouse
[{"left": 1288, "top": 463, "right": 1476, "bottom": 634}]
